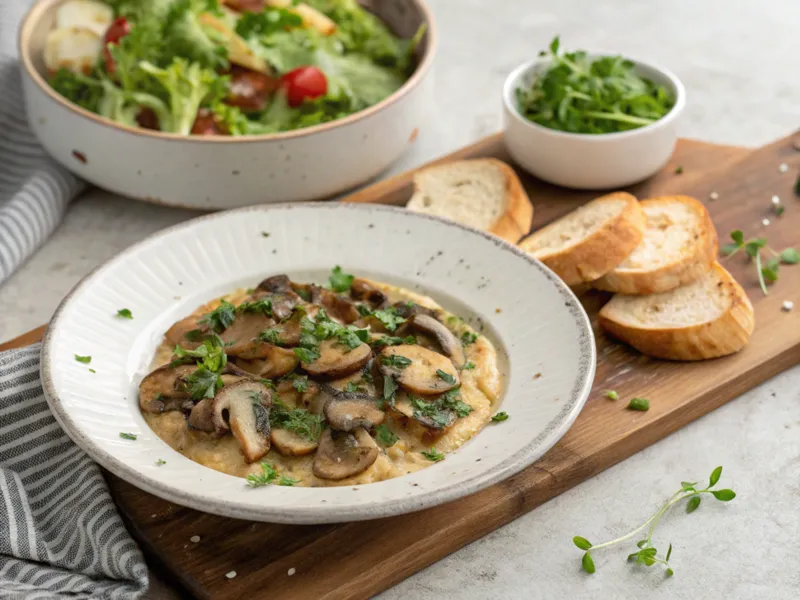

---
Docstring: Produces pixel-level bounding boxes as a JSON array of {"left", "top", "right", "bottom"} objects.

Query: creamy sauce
[{"left": 144, "top": 280, "right": 502, "bottom": 487}]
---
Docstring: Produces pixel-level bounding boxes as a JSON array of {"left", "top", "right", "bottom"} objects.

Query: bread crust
[
  {"left": 594, "top": 195, "right": 718, "bottom": 295},
  {"left": 598, "top": 262, "right": 755, "bottom": 361},
  {"left": 519, "top": 192, "right": 645, "bottom": 286},
  {"left": 407, "top": 159, "right": 534, "bottom": 244}
]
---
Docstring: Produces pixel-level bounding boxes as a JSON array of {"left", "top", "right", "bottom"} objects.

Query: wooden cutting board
[{"left": 4, "top": 132, "right": 800, "bottom": 600}]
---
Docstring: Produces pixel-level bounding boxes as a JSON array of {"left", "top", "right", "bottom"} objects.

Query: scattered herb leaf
[
  {"left": 74, "top": 354, "right": 92, "bottom": 364},
  {"left": 116, "top": 308, "right": 133, "bottom": 319},
  {"left": 381, "top": 354, "right": 412, "bottom": 369},
  {"left": 89, "top": 368, "right": 96, "bottom": 374},
  {"left": 372, "top": 307, "right": 406, "bottom": 332},
  {"left": 119, "top": 432, "right": 137, "bottom": 441},
  {"left": 421, "top": 448, "right": 445, "bottom": 462},
  {"left": 491, "top": 412, "right": 509, "bottom": 422},
  {"left": 461, "top": 331, "right": 479, "bottom": 346},
  {"left": 461, "top": 360, "right": 476, "bottom": 370},
  {"left": 605, "top": 390, "right": 619, "bottom": 400},
  {"left": 261, "top": 231, "right": 270, "bottom": 238},
  {"left": 627, "top": 397, "right": 650, "bottom": 411},
  {"left": 375, "top": 423, "right": 398, "bottom": 447},
  {"left": 329, "top": 266, "right": 354, "bottom": 293},
  {"left": 156, "top": 458, "right": 166, "bottom": 466},
  {"left": 674, "top": 166, "right": 683, "bottom": 175},
  {"left": 780, "top": 248, "right": 800, "bottom": 264},
  {"left": 436, "top": 369, "right": 456, "bottom": 385},
  {"left": 269, "top": 400, "right": 324, "bottom": 441},
  {"left": 198, "top": 300, "right": 236, "bottom": 333}
]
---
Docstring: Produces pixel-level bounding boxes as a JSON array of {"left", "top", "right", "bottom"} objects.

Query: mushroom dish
[{"left": 140, "top": 267, "right": 502, "bottom": 486}]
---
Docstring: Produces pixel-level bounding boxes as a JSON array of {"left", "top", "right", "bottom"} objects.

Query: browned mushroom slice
[
  {"left": 378, "top": 345, "right": 460, "bottom": 395},
  {"left": 165, "top": 315, "right": 206, "bottom": 349},
  {"left": 211, "top": 380, "right": 273, "bottom": 463},
  {"left": 219, "top": 312, "right": 275, "bottom": 358},
  {"left": 303, "top": 339, "right": 372, "bottom": 378},
  {"left": 313, "top": 428, "right": 379, "bottom": 480},
  {"left": 138, "top": 364, "right": 196, "bottom": 413},
  {"left": 234, "top": 345, "right": 299, "bottom": 378},
  {"left": 410, "top": 314, "right": 466, "bottom": 367},
  {"left": 320, "top": 383, "right": 385, "bottom": 432},
  {"left": 270, "top": 429, "right": 318, "bottom": 456},
  {"left": 350, "top": 278, "right": 387, "bottom": 307},
  {"left": 257, "top": 274, "right": 293, "bottom": 294},
  {"left": 276, "top": 378, "right": 321, "bottom": 411},
  {"left": 188, "top": 398, "right": 215, "bottom": 432},
  {"left": 393, "top": 301, "right": 439, "bottom": 320}
]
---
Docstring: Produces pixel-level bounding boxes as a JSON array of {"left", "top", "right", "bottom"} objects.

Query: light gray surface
[{"left": 2, "top": 0, "right": 799, "bottom": 598}]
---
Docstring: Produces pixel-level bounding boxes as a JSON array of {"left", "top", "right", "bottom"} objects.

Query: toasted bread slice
[
  {"left": 594, "top": 195, "right": 718, "bottom": 295},
  {"left": 518, "top": 192, "right": 645, "bottom": 286},
  {"left": 406, "top": 159, "right": 534, "bottom": 244},
  {"left": 598, "top": 262, "right": 754, "bottom": 361}
]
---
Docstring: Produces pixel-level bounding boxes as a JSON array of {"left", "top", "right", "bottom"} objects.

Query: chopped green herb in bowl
[{"left": 515, "top": 37, "right": 675, "bottom": 135}]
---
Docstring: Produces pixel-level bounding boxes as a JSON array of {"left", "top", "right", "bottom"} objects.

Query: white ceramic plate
[{"left": 41, "top": 203, "right": 595, "bottom": 524}]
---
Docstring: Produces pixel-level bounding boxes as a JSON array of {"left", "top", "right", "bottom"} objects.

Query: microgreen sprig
[
  {"left": 722, "top": 229, "right": 798, "bottom": 295},
  {"left": 573, "top": 466, "right": 735, "bottom": 576}
]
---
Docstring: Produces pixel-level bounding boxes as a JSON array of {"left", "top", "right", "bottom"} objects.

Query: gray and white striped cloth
[
  {"left": 0, "top": 344, "right": 148, "bottom": 599},
  {"left": 0, "top": 0, "right": 86, "bottom": 286}
]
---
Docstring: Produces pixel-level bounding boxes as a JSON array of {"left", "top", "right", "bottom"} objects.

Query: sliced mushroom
[
  {"left": 303, "top": 339, "right": 373, "bottom": 378},
  {"left": 211, "top": 380, "right": 273, "bottom": 463},
  {"left": 313, "top": 428, "right": 379, "bottom": 481},
  {"left": 270, "top": 428, "right": 318, "bottom": 456},
  {"left": 138, "top": 364, "right": 196, "bottom": 413},
  {"left": 350, "top": 278, "right": 387, "bottom": 308},
  {"left": 378, "top": 345, "right": 460, "bottom": 395},
  {"left": 410, "top": 314, "right": 466, "bottom": 367},
  {"left": 258, "top": 274, "right": 292, "bottom": 294},
  {"left": 276, "top": 378, "right": 321, "bottom": 410},
  {"left": 320, "top": 382, "right": 385, "bottom": 432},
  {"left": 188, "top": 398, "right": 216, "bottom": 432},
  {"left": 220, "top": 312, "right": 276, "bottom": 358},
  {"left": 165, "top": 315, "right": 206, "bottom": 349},
  {"left": 235, "top": 345, "right": 299, "bottom": 378},
  {"left": 392, "top": 301, "right": 439, "bottom": 320},
  {"left": 308, "top": 285, "right": 360, "bottom": 323}
]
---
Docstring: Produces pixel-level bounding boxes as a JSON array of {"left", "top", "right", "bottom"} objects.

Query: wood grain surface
[{"left": 7, "top": 132, "right": 800, "bottom": 600}]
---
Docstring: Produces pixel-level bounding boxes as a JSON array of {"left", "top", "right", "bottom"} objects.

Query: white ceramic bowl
[
  {"left": 18, "top": 0, "right": 436, "bottom": 210},
  {"left": 502, "top": 55, "right": 685, "bottom": 190},
  {"left": 41, "top": 203, "right": 595, "bottom": 524}
]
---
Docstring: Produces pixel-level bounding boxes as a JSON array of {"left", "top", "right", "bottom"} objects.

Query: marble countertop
[{"left": 3, "top": 0, "right": 799, "bottom": 598}]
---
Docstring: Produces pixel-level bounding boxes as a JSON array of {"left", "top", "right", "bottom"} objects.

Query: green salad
[
  {"left": 516, "top": 37, "right": 675, "bottom": 135},
  {"left": 48, "top": 0, "right": 424, "bottom": 136}
]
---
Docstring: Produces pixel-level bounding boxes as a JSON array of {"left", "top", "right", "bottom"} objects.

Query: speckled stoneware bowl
[
  {"left": 41, "top": 203, "right": 595, "bottom": 524},
  {"left": 18, "top": 0, "right": 436, "bottom": 209}
]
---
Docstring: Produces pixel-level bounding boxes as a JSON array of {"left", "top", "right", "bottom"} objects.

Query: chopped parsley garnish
[
  {"left": 172, "top": 337, "right": 228, "bottom": 400},
  {"left": 238, "top": 298, "right": 273, "bottom": 317},
  {"left": 119, "top": 432, "right": 137, "bottom": 440},
  {"left": 375, "top": 424, "right": 398, "bottom": 447},
  {"left": 627, "top": 397, "right": 650, "bottom": 411},
  {"left": 116, "top": 308, "right": 133, "bottom": 319},
  {"left": 261, "top": 231, "right": 270, "bottom": 238},
  {"left": 329, "top": 266, "right": 354, "bottom": 293},
  {"left": 410, "top": 395, "right": 454, "bottom": 429},
  {"left": 441, "top": 388, "right": 473, "bottom": 417},
  {"left": 436, "top": 369, "right": 456, "bottom": 385},
  {"left": 184, "top": 329, "right": 205, "bottom": 342},
  {"left": 344, "top": 381, "right": 362, "bottom": 393},
  {"left": 246, "top": 462, "right": 298, "bottom": 488},
  {"left": 156, "top": 458, "right": 166, "bottom": 466},
  {"left": 604, "top": 390, "right": 619, "bottom": 401},
  {"left": 259, "top": 328, "right": 282, "bottom": 345},
  {"left": 74, "top": 354, "right": 92, "bottom": 364},
  {"left": 372, "top": 334, "right": 417, "bottom": 349},
  {"left": 461, "top": 331, "right": 479, "bottom": 345},
  {"left": 337, "top": 326, "right": 369, "bottom": 350},
  {"left": 381, "top": 354, "right": 412, "bottom": 369},
  {"left": 294, "top": 347, "right": 320, "bottom": 363},
  {"left": 183, "top": 366, "right": 223, "bottom": 400},
  {"left": 421, "top": 448, "right": 445, "bottom": 462},
  {"left": 88, "top": 368, "right": 96, "bottom": 374},
  {"left": 383, "top": 376, "right": 398, "bottom": 407},
  {"left": 461, "top": 361, "right": 476, "bottom": 370},
  {"left": 292, "top": 375, "right": 309, "bottom": 393},
  {"left": 258, "top": 378, "right": 276, "bottom": 390},
  {"left": 198, "top": 300, "right": 236, "bottom": 333},
  {"left": 372, "top": 307, "right": 406, "bottom": 332},
  {"left": 491, "top": 412, "right": 509, "bottom": 422},
  {"left": 269, "top": 401, "right": 325, "bottom": 441}
]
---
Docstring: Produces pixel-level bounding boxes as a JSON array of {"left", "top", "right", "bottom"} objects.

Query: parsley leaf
[
  {"left": 116, "top": 308, "right": 133, "bottom": 319},
  {"left": 461, "top": 331, "right": 479, "bottom": 345},
  {"left": 74, "top": 354, "right": 92, "bottom": 364},
  {"left": 383, "top": 376, "right": 398, "bottom": 407},
  {"left": 436, "top": 369, "right": 456, "bottom": 385},
  {"left": 780, "top": 248, "right": 800, "bottom": 264},
  {"left": 119, "top": 432, "right": 137, "bottom": 440},
  {"left": 183, "top": 366, "right": 223, "bottom": 400},
  {"left": 294, "top": 346, "right": 320, "bottom": 363},
  {"left": 198, "top": 300, "right": 236, "bottom": 333},
  {"left": 292, "top": 375, "right": 309, "bottom": 393},
  {"left": 375, "top": 423, "right": 398, "bottom": 447},
  {"left": 237, "top": 298, "right": 273, "bottom": 317},
  {"left": 344, "top": 381, "right": 362, "bottom": 393},
  {"left": 381, "top": 354, "right": 412, "bottom": 369},
  {"left": 421, "top": 448, "right": 445, "bottom": 462},
  {"left": 259, "top": 328, "right": 282, "bottom": 345},
  {"left": 373, "top": 307, "right": 406, "bottom": 332},
  {"left": 491, "top": 412, "right": 509, "bottom": 422},
  {"left": 372, "top": 334, "right": 417, "bottom": 348},
  {"left": 329, "top": 266, "right": 354, "bottom": 293},
  {"left": 627, "top": 397, "right": 650, "bottom": 411},
  {"left": 269, "top": 400, "right": 324, "bottom": 441},
  {"left": 461, "top": 360, "right": 476, "bottom": 370},
  {"left": 246, "top": 462, "right": 279, "bottom": 487},
  {"left": 156, "top": 458, "right": 166, "bottom": 466}
]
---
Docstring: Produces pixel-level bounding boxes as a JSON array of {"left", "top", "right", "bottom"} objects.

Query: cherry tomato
[
  {"left": 103, "top": 17, "right": 131, "bottom": 75},
  {"left": 281, "top": 66, "right": 328, "bottom": 107},
  {"left": 191, "top": 109, "right": 227, "bottom": 136},
  {"left": 227, "top": 66, "right": 280, "bottom": 112}
]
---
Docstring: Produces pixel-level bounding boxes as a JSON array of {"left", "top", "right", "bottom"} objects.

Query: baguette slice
[
  {"left": 406, "top": 159, "right": 534, "bottom": 244},
  {"left": 594, "top": 195, "right": 718, "bottom": 295},
  {"left": 598, "top": 262, "right": 754, "bottom": 361},
  {"left": 518, "top": 192, "right": 645, "bottom": 286}
]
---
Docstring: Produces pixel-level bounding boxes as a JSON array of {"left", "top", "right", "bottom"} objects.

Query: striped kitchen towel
[
  {"left": 0, "top": 0, "right": 86, "bottom": 287},
  {"left": 0, "top": 344, "right": 148, "bottom": 599}
]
